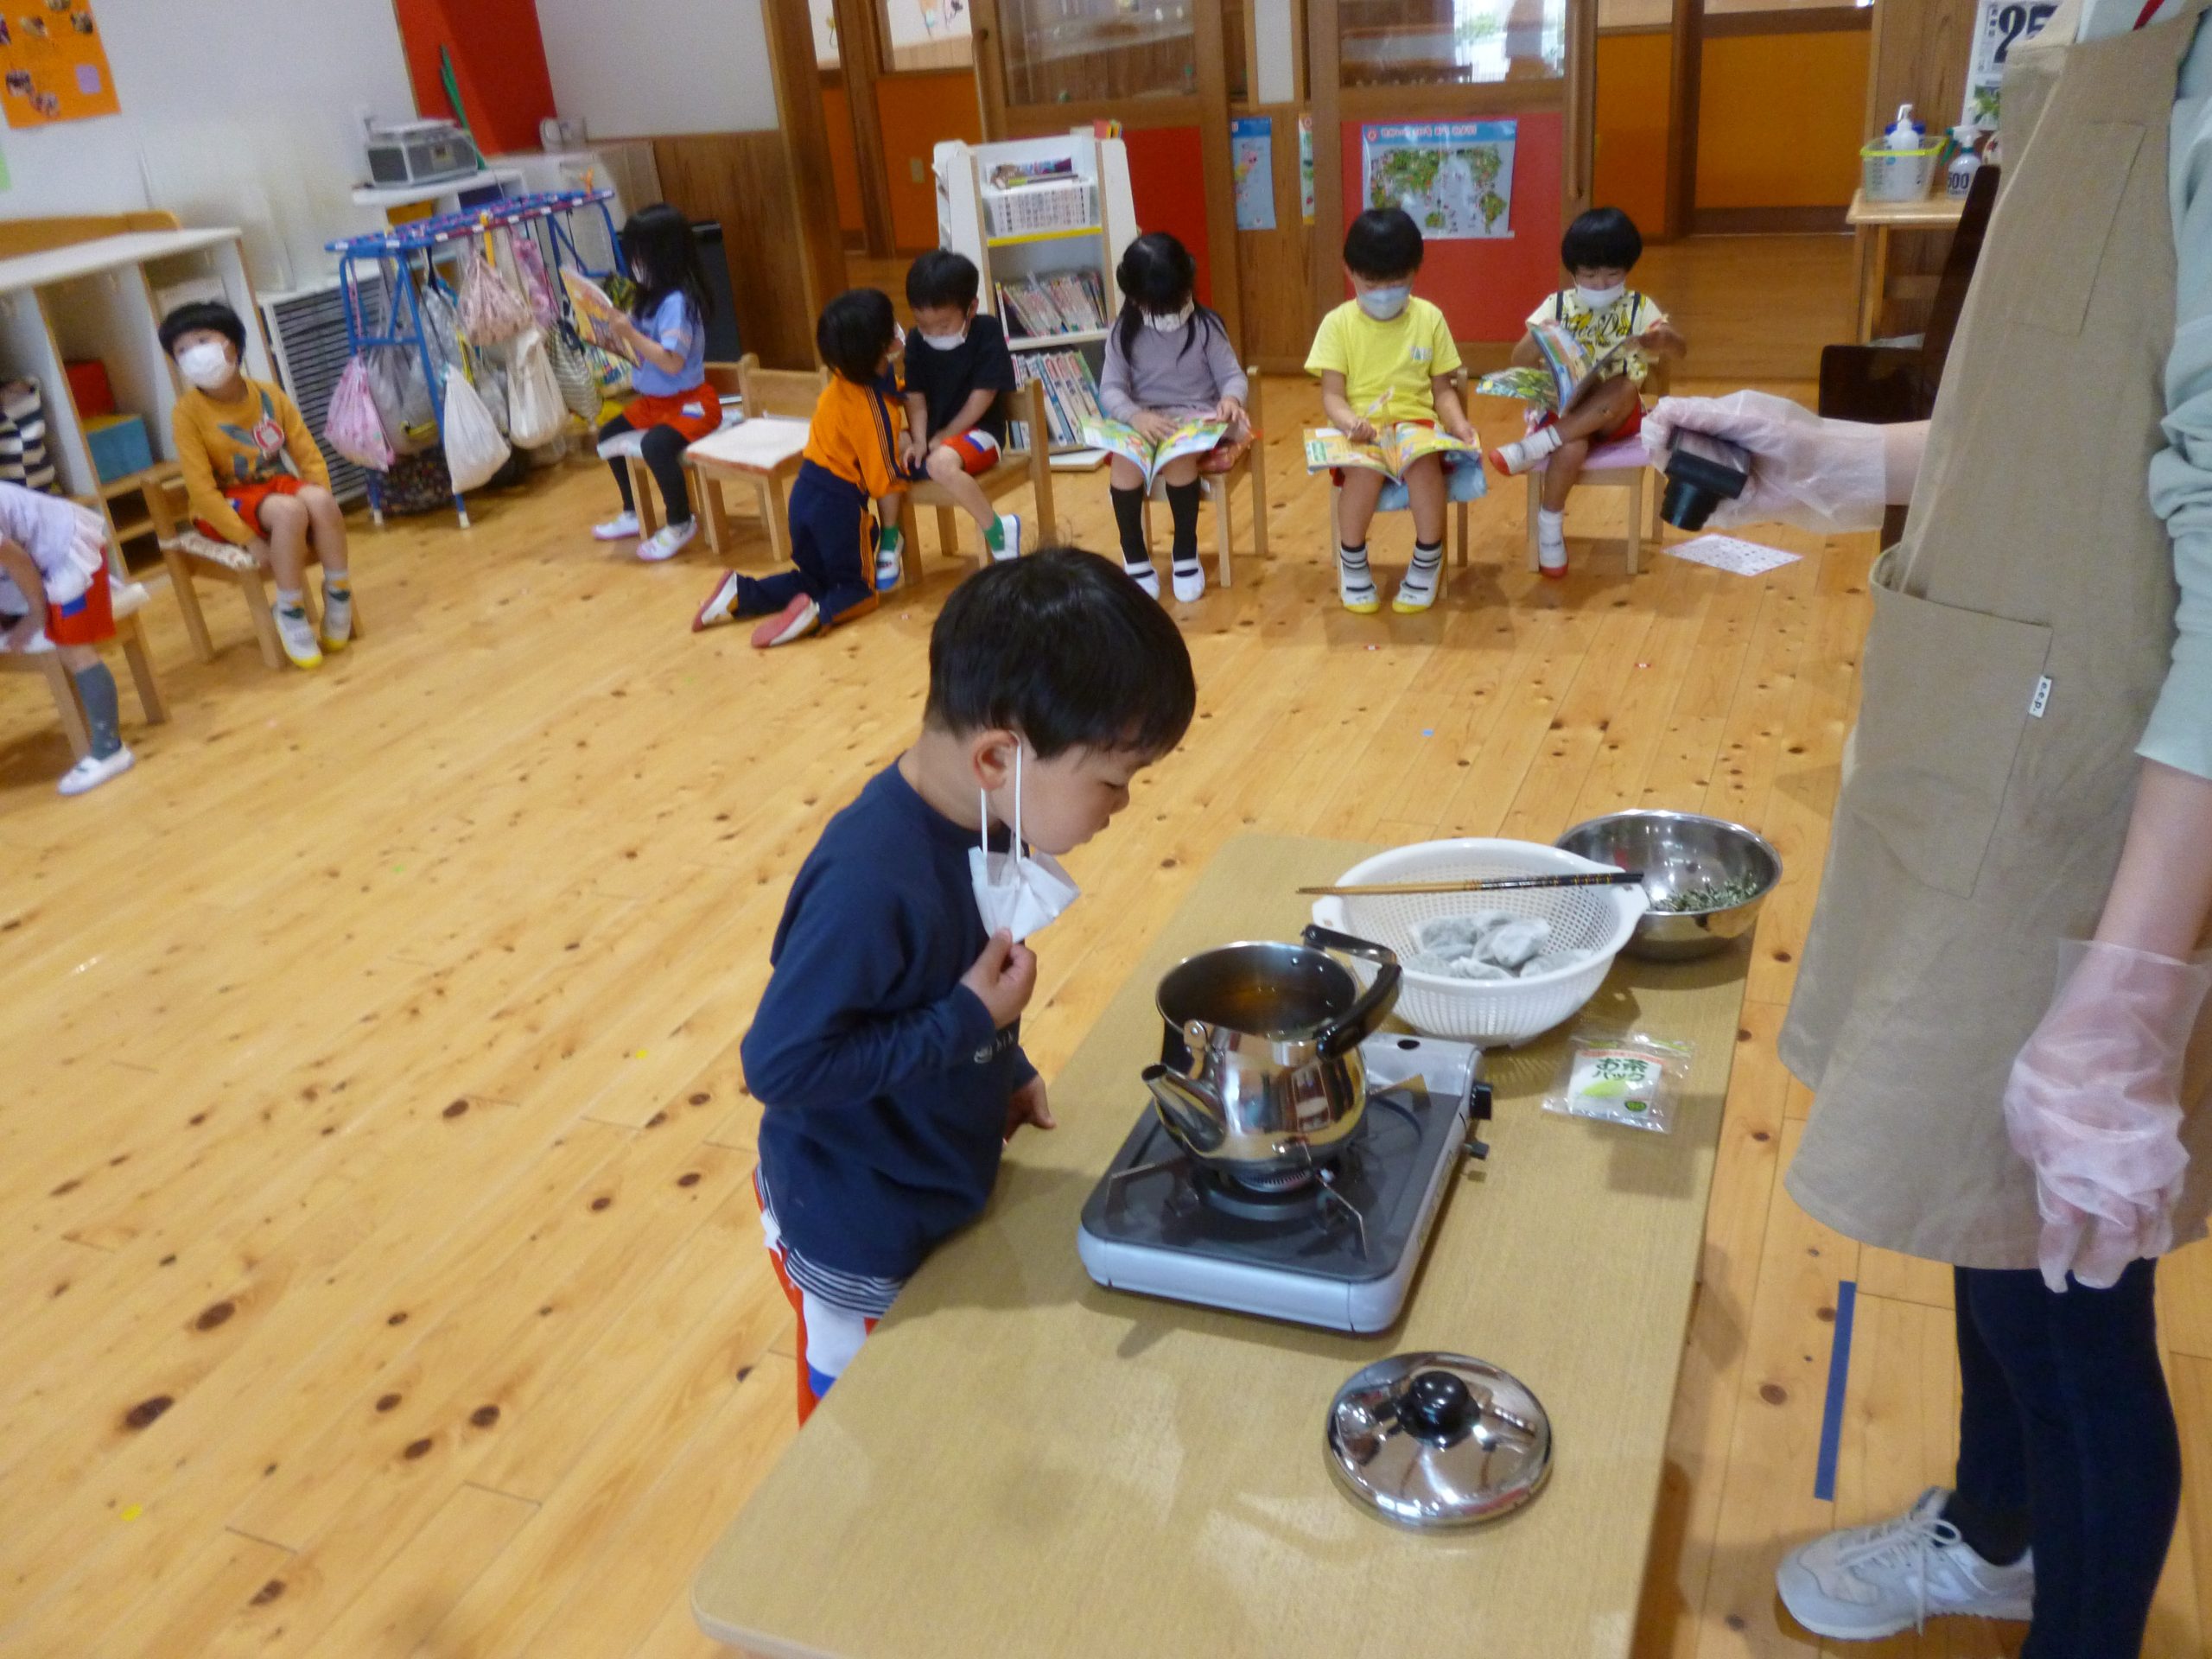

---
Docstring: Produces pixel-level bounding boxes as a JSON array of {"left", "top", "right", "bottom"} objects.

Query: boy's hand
[
  {"left": 1005, "top": 1075, "right": 1055, "bottom": 1140},
  {"left": 1133, "top": 410, "right": 1178, "bottom": 445},
  {"left": 962, "top": 930, "right": 1037, "bottom": 1029},
  {"left": 1344, "top": 417, "right": 1379, "bottom": 445},
  {"left": 245, "top": 537, "right": 272, "bottom": 569},
  {"left": 900, "top": 432, "right": 926, "bottom": 471},
  {"left": 1445, "top": 416, "right": 1477, "bottom": 446}
]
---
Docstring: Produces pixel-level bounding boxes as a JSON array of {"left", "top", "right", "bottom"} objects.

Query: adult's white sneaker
[{"left": 1777, "top": 1488, "right": 2034, "bottom": 1641}]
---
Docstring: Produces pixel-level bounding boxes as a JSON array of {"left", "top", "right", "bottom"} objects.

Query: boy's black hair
[
  {"left": 1342, "top": 207, "right": 1424, "bottom": 282},
  {"left": 906, "top": 247, "right": 981, "bottom": 313},
  {"left": 1111, "top": 230, "right": 1227, "bottom": 366},
  {"left": 620, "top": 202, "right": 715, "bottom": 326},
  {"left": 1560, "top": 207, "right": 1643, "bottom": 273},
  {"left": 817, "top": 288, "right": 899, "bottom": 385},
  {"left": 158, "top": 299, "right": 246, "bottom": 359},
  {"left": 925, "top": 547, "right": 1196, "bottom": 761}
]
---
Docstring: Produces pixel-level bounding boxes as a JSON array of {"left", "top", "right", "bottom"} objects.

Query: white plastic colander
[{"left": 1309, "top": 839, "right": 1647, "bottom": 1046}]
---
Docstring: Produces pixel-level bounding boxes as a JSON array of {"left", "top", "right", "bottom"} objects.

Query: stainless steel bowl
[{"left": 1554, "top": 810, "right": 1782, "bottom": 961}]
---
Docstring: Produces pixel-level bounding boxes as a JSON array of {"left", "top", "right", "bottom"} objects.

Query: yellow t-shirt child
[
  {"left": 1305, "top": 296, "right": 1464, "bottom": 424},
  {"left": 1524, "top": 289, "right": 1669, "bottom": 387}
]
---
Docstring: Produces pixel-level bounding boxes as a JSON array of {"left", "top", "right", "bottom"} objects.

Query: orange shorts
[
  {"left": 196, "top": 474, "right": 304, "bottom": 544},
  {"left": 621, "top": 388, "right": 723, "bottom": 443},
  {"left": 41, "top": 574, "right": 114, "bottom": 646}
]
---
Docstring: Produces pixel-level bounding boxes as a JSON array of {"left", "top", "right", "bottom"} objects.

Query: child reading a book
[
  {"left": 1097, "top": 232, "right": 1250, "bottom": 603},
  {"left": 1488, "top": 207, "right": 1685, "bottom": 576},
  {"left": 691, "top": 289, "right": 908, "bottom": 647},
  {"left": 897, "top": 249, "right": 1021, "bottom": 588},
  {"left": 162, "top": 300, "right": 356, "bottom": 670},
  {"left": 1305, "top": 207, "right": 1481, "bottom": 614},
  {"left": 591, "top": 204, "right": 721, "bottom": 563}
]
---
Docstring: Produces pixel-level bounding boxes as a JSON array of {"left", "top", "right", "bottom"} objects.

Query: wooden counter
[{"left": 694, "top": 834, "right": 1753, "bottom": 1658}]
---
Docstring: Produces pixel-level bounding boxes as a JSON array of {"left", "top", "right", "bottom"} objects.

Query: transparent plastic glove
[
  {"left": 1642, "top": 391, "right": 1889, "bottom": 535},
  {"left": 2002, "top": 941, "right": 2212, "bottom": 1292}
]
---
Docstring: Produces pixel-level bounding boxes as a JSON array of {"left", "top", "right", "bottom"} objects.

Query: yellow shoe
[
  {"left": 275, "top": 602, "right": 323, "bottom": 670},
  {"left": 1338, "top": 553, "right": 1378, "bottom": 613},
  {"left": 1342, "top": 594, "right": 1381, "bottom": 615},
  {"left": 319, "top": 586, "right": 353, "bottom": 652}
]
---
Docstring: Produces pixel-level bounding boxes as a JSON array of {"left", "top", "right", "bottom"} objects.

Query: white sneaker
[
  {"left": 274, "top": 602, "right": 323, "bottom": 670},
  {"left": 58, "top": 745, "right": 134, "bottom": 797},
  {"left": 637, "top": 521, "right": 698, "bottom": 563},
  {"left": 875, "top": 543, "right": 903, "bottom": 592},
  {"left": 1124, "top": 560, "right": 1160, "bottom": 600},
  {"left": 750, "top": 594, "right": 819, "bottom": 649},
  {"left": 319, "top": 583, "right": 353, "bottom": 651},
  {"left": 1487, "top": 428, "right": 1562, "bottom": 477},
  {"left": 1777, "top": 1488, "right": 2034, "bottom": 1641},
  {"left": 593, "top": 511, "right": 640, "bottom": 541},
  {"left": 1538, "top": 532, "right": 1568, "bottom": 578},
  {"left": 693, "top": 571, "right": 744, "bottom": 632},
  {"left": 1170, "top": 559, "right": 1205, "bottom": 603},
  {"left": 993, "top": 514, "right": 1022, "bottom": 563}
]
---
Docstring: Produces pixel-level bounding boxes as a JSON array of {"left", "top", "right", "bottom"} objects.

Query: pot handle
[{"left": 1301, "top": 924, "right": 1402, "bottom": 1058}]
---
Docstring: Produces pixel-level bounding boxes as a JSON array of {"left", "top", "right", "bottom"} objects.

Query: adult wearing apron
[{"left": 1647, "top": 3, "right": 2212, "bottom": 1650}]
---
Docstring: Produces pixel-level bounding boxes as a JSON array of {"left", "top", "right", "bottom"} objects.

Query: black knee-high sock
[
  {"left": 1165, "top": 479, "right": 1202, "bottom": 569},
  {"left": 1110, "top": 485, "right": 1148, "bottom": 569},
  {"left": 599, "top": 416, "right": 637, "bottom": 512},
  {"left": 71, "top": 664, "right": 121, "bottom": 759}
]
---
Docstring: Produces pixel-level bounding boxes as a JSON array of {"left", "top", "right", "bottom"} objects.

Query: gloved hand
[
  {"left": 2002, "top": 941, "right": 2212, "bottom": 1291},
  {"left": 1642, "top": 391, "right": 1889, "bottom": 535}
]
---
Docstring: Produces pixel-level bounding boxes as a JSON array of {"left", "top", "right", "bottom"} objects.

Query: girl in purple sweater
[{"left": 1098, "top": 232, "right": 1249, "bottom": 602}]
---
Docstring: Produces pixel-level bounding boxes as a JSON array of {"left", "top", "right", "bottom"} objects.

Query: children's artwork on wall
[
  {"left": 885, "top": 0, "right": 971, "bottom": 47},
  {"left": 1230, "top": 117, "right": 1274, "bottom": 232},
  {"left": 1960, "top": 0, "right": 2056, "bottom": 129},
  {"left": 0, "top": 0, "right": 118, "bottom": 127},
  {"left": 1362, "top": 119, "right": 1516, "bottom": 240},
  {"left": 1298, "top": 114, "right": 1314, "bottom": 226}
]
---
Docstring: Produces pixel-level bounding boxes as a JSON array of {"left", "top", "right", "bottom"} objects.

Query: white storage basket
[{"left": 1311, "top": 839, "right": 1646, "bottom": 1046}]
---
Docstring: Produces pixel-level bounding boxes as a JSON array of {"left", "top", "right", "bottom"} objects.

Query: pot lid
[{"left": 1325, "top": 1352, "right": 1551, "bottom": 1529}]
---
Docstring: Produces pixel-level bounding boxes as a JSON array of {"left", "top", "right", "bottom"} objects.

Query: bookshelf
[{"left": 933, "top": 134, "right": 1135, "bottom": 455}]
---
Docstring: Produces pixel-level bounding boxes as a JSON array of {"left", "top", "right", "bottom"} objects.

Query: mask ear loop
[{"left": 978, "top": 741, "right": 1027, "bottom": 868}]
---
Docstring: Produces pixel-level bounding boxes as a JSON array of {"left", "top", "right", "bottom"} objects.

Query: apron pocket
[{"left": 1845, "top": 576, "right": 2052, "bottom": 899}]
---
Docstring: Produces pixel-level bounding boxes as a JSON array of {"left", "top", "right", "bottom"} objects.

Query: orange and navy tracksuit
[{"left": 728, "top": 372, "right": 905, "bottom": 627}]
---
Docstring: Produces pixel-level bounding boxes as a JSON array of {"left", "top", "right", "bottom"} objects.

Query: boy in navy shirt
[
  {"left": 893, "top": 249, "right": 1021, "bottom": 588},
  {"left": 741, "top": 548, "right": 1195, "bottom": 1421}
]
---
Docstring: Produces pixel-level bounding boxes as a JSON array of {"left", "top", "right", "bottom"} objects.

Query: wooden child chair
[
  {"left": 0, "top": 578, "right": 168, "bottom": 760},
  {"left": 1522, "top": 359, "right": 1671, "bottom": 575},
  {"left": 893, "top": 378, "right": 1058, "bottom": 577},
  {"left": 1132, "top": 365, "right": 1270, "bottom": 588},
  {"left": 601, "top": 360, "right": 745, "bottom": 543},
  {"left": 677, "top": 355, "right": 830, "bottom": 565},
  {"left": 143, "top": 474, "right": 366, "bottom": 671},
  {"left": 1326, "top": 366, "right": 1476, "bottom": 569}
]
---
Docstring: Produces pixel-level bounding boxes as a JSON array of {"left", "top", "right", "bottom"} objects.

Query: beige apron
[{"left": 1778, "top": 0, "right": 2212, "bottom": 1269}]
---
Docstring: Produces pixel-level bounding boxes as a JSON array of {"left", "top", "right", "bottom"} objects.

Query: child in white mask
[
  {"left": 896, "top": 248, "right": 1023, "bottom": 583},
  {"left": 741, "top": 548, "right": 1194, "bottom": 1424},
  {"left": 1488, "top": 207, "right": 1685, "bottom": 578}
]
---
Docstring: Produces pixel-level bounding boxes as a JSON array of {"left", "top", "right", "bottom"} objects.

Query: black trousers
[
  {"left": 599, "top": 414, "right": 693, "bottom": 526},
  {"left": 1951, "top": 1260, "right": 2178, "bottom": 1657}
]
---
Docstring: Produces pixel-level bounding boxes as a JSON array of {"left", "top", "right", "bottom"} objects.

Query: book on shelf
[
  {"left": 1303, "top": 423, "right": 1476, "bottom": 482},
  {"left": 988, "top": 157, "right": 1074, "bottom": 190},
  {"left": 1081, "top": 416, "right": 1228, "bottom": 489},
  {"left": 995, "top": 270, "right": 1109, "bottom": 340},
  {"left": 1014, "top": 349, "right": 1105, "bottom": 448},
  {"left": 983, "top": 178, "right": 1099, "bottom": 238},
  {"left": 1472, "top": 321, "right": 1641, "bottom": 416}
]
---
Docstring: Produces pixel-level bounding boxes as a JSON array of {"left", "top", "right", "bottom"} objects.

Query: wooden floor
[{"left": 3, "top": 234, "right": 2207, "bottom": 1659}]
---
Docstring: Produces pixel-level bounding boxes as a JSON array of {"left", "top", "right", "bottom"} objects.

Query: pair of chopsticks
[{"left": 1297, "top": 870, "right": 1646, "bottom": 898}]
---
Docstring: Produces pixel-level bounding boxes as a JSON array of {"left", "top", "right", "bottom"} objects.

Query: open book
[
  {"left": 1473, "top": 321, "right": 1640, "bottom": 415},
  {"left": 1304, "top": 423, "right": 1475, "bottom": 483},
  {"left": 560, "top": 268, "right": 636, "bottom": 364},
  {"left": 1081, "top": 416, "right": 1228, "bottom": 489}
]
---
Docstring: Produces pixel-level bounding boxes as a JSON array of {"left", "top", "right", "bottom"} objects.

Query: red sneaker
[{"left": 750, "top": 594, "right": 819, "bottom": 649}]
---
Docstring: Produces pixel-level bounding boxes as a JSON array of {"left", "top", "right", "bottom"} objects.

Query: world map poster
[{"left": 1361, "top": 119, "right": 1516, "bottom": 241}]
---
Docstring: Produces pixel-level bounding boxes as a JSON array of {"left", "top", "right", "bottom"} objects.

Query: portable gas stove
[{"left": 1077, "top": 1033, "right": 1491, "bottom": 1332}]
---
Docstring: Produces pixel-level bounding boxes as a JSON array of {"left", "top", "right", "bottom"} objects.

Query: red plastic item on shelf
[{"left": 66, "top": 359, "right": 115, "bottom": 417}]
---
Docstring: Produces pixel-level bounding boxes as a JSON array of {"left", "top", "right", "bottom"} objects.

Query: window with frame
[
  {"left": 1338, "top": 0, "right": 1566, "bottom": 85},
  {"left": 994, "top": 0, "right": 1198, "bottom": 106}
]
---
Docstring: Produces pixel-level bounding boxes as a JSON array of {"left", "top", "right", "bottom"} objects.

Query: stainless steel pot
[{"left": 1141, "top": 925, "right": 1402, "bottom": 1179}]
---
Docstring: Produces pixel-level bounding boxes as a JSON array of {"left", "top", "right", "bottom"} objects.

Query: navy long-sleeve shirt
[{"left": 742, "top": 762, "right": 1036, "bottom": 1281}]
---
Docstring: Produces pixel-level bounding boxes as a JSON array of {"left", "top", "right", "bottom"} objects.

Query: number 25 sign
[{"left": 1964, "top": 0, "right": 2057, "bottom": 126}]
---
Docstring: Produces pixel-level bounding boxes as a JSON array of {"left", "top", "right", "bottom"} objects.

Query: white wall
[
  {"left": 536, "top": 0, "right": 781, "bottom": 138},
  {"left": 0, "top": 0, "right": 417, "bottom": 290}
]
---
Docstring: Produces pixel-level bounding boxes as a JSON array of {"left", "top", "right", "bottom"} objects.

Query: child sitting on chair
[
  {"left": 1488, "top": 207, "right": 1685, "bottom": 577},
  {"left": 0, "top": 486, "right": 133, "bottom": 795},
  {"left": 1306, "top": 207, "right": 1481, "bottom": 615},
  {"left": 1099, "top": 232, "right": 1250, "bottom": 604},
  {"left": 593, "top": 203, "right": 721, "bottom": 563},
  {"left": 692, "top": 289, "right": 908, "bottom": 648},
  {"left": 896, "top": 248, "right": 1021, "bottom": 587},
  {"left": 162, "top": 300, "right": 354, "bottom": 671}
]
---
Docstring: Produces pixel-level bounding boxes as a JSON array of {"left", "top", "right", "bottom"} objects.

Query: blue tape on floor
[{"left": 1813, "top": 1278, "right": 1858, "bottom": 1503}]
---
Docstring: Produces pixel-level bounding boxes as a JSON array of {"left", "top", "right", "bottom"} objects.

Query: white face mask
[
  {"left": 1574, "top": 282, "right": 1626, "bottom": 311},
  {"left": 1142, "top": 302, "right": 1194, "bottom": 333},
  {"left": 1357, "top": 284, "right": 1410, "bottom": 321},
  {"left": 918, "top": 326, "right": 968, "bottom": 350},
  {"left": 969, "top": 746, "right": 1080, "bottom": 944},
  {"left": 178, "top": 341, "right": 234, "bottom": 390}
]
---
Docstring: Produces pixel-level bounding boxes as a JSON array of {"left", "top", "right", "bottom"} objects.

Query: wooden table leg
[
  {"left": 39, "top": 652, "right": 91, "bottom": 760},
  {"left": 118, "top": 614, "right": 168, "bottom": 725},
  {"left": 766, "top": 473, "right": 791, "bottom": 565}
]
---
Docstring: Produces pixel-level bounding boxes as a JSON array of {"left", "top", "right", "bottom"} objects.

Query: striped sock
[
  {"left": 1395, "top": 539, "right": 1444, "bottom": 610},
  {"left": 1337, "top": 543, "right": 1376, "bottom": 610}
]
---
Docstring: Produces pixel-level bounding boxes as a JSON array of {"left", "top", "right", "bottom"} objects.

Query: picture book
[
  {"left": 1303, "top": 423, "right": 1474, "bottom": 482},
  {"left": 1472, "top": 321, "right": 1638, "bottom": 414},
  {"left": 561, "top": 268, "right": 636, "bottom": 364},
  {"left": 1082, "top": 416, "right": 1229, "bottom": 488}
]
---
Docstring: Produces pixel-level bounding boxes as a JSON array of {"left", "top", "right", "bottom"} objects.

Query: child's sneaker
[
  {"left": 1123, "top": 560, "right": 1160, "bottom": 601},
  {"left": 1393, "top": 548, "right": 1444, "bottom": 613},
  {"left": 638, "top": 520, "right": 698, "bottom": 563},
  {"left": 750, "top": 593, "right": 819, "bottom": 649},
  {"left": 319, "top": 583, "right": 353, "bottom": 651},
  {"left": 1170, "top": 559, "right": 1205, "bottom": 603},
  {"left": 274, "top": 602, "right": 323, "bottom": 670},
  {"left": 593, "top": 510, "right": 640, "bottom": 541},
  {"left": 693, "top": 572, "right": 743, "bottom": 632},
  {"left": 875, "top": 543, "right": 903, "bottom": 592},
  {"left": 991, "top": 514, "right": 1022, "bottom": 563},
  {"left": 1337, "top": 547, "right": 1379, "bottom": 615},
  {"left": 1489, "top": 427, "right": 1563, "bottom": 477},
  {"left": 1536, "top": 508, "right": 1567, "bottom": 579},
  {"left": 57, "top": 745, "right": 134, "bottom": 797}
]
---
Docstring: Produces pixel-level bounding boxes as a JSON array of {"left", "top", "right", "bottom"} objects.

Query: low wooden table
[
  {"left": 1847, "top": 188, "right": 1967, "bottom": 342},
  {"left": 683, "top": 416, "right": 811, "bottom": 565},
  {"left": 694, "top": 834, "right": 1753, "bottom": 1658}
]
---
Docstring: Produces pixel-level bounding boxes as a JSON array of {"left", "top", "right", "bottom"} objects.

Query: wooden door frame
[
  {"left": 829, "top": 0, "right": 898, "bottom": 257},
  {"left": 762, "top": 0, "right": 850, "bottom": 325},
  {"left": 1662, "top": 0, "right": 1703, "bottom": 238}
]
